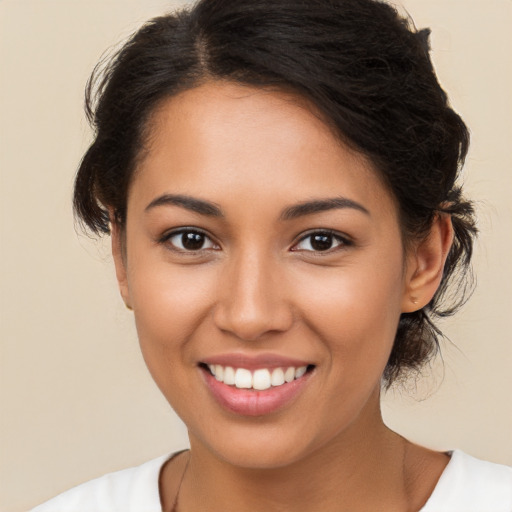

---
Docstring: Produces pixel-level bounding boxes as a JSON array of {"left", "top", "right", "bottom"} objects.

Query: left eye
[
  {"left": 292, "top": 232, "right": 347, "bottom": 252},
  {"left": 164, "top": 230, "right": 217, "bottom": 252}
]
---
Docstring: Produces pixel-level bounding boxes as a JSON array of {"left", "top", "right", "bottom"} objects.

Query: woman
[{"left": 31, "top": 0, "right": 511, "bottom": 510}]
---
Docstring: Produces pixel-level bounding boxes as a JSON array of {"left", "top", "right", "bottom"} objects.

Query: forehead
[{"left": 131, "top": 81, "right": 397, "bottom": 220}]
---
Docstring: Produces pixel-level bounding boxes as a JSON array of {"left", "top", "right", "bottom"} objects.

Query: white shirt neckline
[{"left": 31, "top": 449, "right": 512, "bottom": 511}]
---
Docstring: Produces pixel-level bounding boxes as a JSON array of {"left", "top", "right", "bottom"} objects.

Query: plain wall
[{"left": 1, "top": 1, "right": 511, "bottom": 511}]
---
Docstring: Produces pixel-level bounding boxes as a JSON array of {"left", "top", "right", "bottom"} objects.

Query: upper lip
[{"left": 200, "top": 353, "right": 314, "bottom": 370}]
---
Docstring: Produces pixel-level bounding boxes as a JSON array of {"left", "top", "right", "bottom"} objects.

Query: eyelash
[
  {"left": 158, "top": 228, "right": 352, "bottom": 254},
  {"left": 159, "top": 228, "right": 220, "bottom": 253},
  {"left": 292, "top": 230, "right": 352, "bottom": 253}
]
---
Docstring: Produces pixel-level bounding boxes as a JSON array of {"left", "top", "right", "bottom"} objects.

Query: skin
[{"left": 112, "top": 81, "right": 454, "bottom": 511}]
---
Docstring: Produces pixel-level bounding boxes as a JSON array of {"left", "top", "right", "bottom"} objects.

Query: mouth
[
  {"left": 200, "top": 363, "right": 315, "bottom": 390},
  {"left": 198, "top": 361, "right": 316, "bottom": 416}
]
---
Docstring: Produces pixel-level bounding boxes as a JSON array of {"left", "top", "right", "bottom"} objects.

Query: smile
[
  {"left": 207, "top": 364, "right": 308, "bottom": 390},
  {"left": 199, "top": 359, "right": 315, "bottom": 416}
]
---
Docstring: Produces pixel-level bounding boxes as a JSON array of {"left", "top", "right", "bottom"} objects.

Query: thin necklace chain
[
  {"left": 169, "top": 445, "right": 412, "bottom": 511},
  {"left": 169, "top": 453, "right": 190, "bottom": 512}
]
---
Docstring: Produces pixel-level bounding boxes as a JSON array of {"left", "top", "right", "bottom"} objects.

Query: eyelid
[
  {"left": 290, "top": 229, "right": 353, "bottom": 253},
  {"left": 157, "top": 227, "right": 351, "bottom": 254},
  {"left": 159, "top": 227, "right": 220, "bottom": 252}
]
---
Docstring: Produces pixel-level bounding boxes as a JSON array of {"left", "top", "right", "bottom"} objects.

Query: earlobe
[
  {"left": 110, "top": 215, "right": 132, "bottom": 310},
  {"left": 402, "top": 213, "right": 454, "bottom": 313}
]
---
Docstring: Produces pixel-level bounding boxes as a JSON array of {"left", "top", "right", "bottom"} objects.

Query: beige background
[{"left": 1, "top": 1, "right": 511, "bottom": 510}]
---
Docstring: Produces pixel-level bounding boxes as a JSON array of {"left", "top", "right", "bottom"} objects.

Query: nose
[{"left": 212, "top": 248, "right": 294, "bottom": 341}]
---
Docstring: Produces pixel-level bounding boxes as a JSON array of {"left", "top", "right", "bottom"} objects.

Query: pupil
[
  {"left": 311, "top": 234, "right": 332, "bottom": 251},
  {"left": 182, "top": 232, "right": 204, "bottom": 250}
]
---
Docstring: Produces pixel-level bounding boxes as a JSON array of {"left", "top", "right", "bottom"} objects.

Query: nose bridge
[{"left": 213, "top": 244, "right": 292, "bottom": 340}]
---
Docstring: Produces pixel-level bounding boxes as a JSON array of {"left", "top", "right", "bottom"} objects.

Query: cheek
[
  {"left": 290, "top": 261, "right": 404, "bottom": 434},
  {"left": 295, "top": 256, "right": 404, "bottom": 371},
  {"left": 126, "top": 249, "right": 217, "bottom": 376},
  {"left": 127, "top": 265, "right": 219, "bottom": 420}
]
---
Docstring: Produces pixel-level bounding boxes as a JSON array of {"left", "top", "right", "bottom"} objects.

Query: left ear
[{"left": 401, "top": 213, "right": 454, "bottom": 313}]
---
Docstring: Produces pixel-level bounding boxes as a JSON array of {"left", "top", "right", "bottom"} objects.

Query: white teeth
[
  {"left": 208, "top": 364, "right": 310, "bottom": 389},
  {"left": 295, "top": 366, "right": 307, "bottom": 379},
  {"left": 252, "top": 369, "right": 272, "bottom": 390},
  {"left": 271, "top": 368, "right": 285, "bottom": 386},
  {"left": 223, "top": 366, "right": 236, "bottom": 385},
  {"left": 235, "top": 368, "right": 253, "bottom": 389},
  {"left": 284, "top": 367, "right": 295, "bottom": 383},
  {"left": 214, "top": 364, "right": 224, "bottom": 382}
]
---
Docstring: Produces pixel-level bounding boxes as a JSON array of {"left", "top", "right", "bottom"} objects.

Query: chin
[
  {"left": 187, "top": 411, "right": 341, "bottom": 471},
  {"left": 202, "top": 434, "right": 314, "bottom": 469}
]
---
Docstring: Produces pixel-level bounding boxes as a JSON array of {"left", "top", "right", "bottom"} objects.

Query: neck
[{"left": 172, "top": 403, "right": 430, "bottom": 512}]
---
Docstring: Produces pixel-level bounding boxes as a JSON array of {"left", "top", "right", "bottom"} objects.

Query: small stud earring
[
  {"left": 125, "top": 303, "right": 133, "bottom": 311},
  {"left": 411, "top": 296, "right": 419, "bottom": 305}
]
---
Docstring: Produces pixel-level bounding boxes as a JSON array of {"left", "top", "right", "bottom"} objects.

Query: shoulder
[
  {"left": 422, "top": 450, "right": 512, "bottom": 512},
  {"left": 30, "top": 453, "right": 172, "bottom": 512}
]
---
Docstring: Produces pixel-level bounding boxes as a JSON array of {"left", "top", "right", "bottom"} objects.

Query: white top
[{"left": 31, "top": 450, "right": 512, "bottom": 512}]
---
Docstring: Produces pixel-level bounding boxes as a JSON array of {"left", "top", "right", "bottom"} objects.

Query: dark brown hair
[{"left": 74, "top": 0, "right": 477, "bottom": 386}]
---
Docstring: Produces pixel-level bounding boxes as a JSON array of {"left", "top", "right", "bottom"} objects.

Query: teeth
[
  {"left": 223, "top": 366, "right": 235, "bottom": 385},
  {"left": 252, "top": 369, "right": 271, "bottom": 390},
  {"left": 284, "top": 367, "right": 295, "bottom": 383},
  {"left": 235, "top": 368, "right": 252, "bottom": 389},
  {"left": 271, "top": 368, "right": 285, "bottom": 386},
  {"left": 295, "top": 366, "right": 307, "bottom": 378},
  {"left": 214, "top": 364, "right": 224, "bottom": 382},
  {"left": 208, "top": 364, "right": 310, "bottom": 390}
]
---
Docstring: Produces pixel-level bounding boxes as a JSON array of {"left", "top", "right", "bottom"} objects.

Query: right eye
[{"left": 161, "top": 229, "right": 219, "bottom": 252}]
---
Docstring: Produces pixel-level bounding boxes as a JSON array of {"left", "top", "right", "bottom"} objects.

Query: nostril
[
  {"left": 212, "top": 308, "right": 295, "bottom": 342},
  {"left": 211, "top": 284, "right": 294, "bottom": 341}
]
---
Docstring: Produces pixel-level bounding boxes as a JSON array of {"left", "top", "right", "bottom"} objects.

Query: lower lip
[{"left": 201, "top": 368, "right": 312, "bottom": 417}]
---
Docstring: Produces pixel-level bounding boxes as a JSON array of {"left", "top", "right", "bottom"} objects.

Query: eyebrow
[
  {"left": 280, "top": 197, "right": 370, "bottom": 220},
  {"left": 144, "top": 193, "right": 369, "bottom": 220},
  {"left": 145, "top": 194, "right": 223, "bottom": 217}
]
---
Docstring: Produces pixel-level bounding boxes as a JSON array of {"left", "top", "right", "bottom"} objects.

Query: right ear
[{"left": 110, "top": 214, "right": 132, "bottom": 310}]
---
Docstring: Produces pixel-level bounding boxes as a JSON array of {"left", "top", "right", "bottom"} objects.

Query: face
[{"left": 115, "top": 82, "right": 415, "bottom": 469}]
